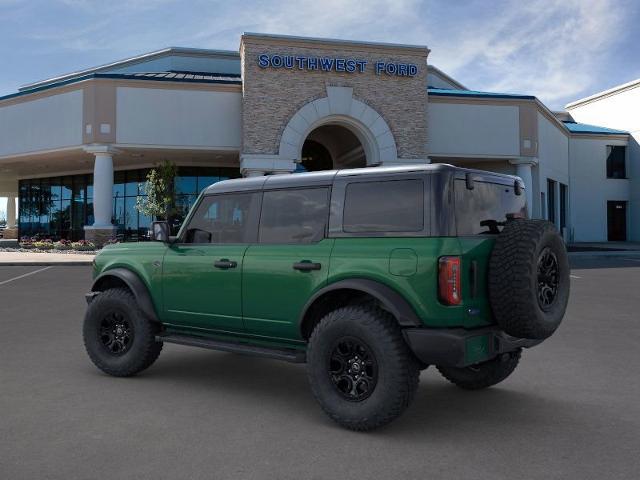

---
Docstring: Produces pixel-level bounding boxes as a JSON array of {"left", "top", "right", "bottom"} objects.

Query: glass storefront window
[
  {"left": 18, "top": 166, "right": 240, "bottom": 241},
  {"left": 113, "top": 171, "right": 125, "bottom": 199},
  {"left": 61, "top": 178, "right": 73, "bottom": 200}
]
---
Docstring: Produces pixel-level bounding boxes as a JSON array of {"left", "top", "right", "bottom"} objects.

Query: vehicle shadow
[{"left": 131, "top": 347, "right": 591, "bottom": 437}]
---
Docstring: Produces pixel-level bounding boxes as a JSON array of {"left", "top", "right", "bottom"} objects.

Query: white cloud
[
  {"left": 183, "top": 0, "right": 632, "bottom": 107},
  {"left": 426, "top": 0, "right": 630, "bottom": 108},
  {"left": 5, "top": 0, "right": 633, "bottom": 109}
]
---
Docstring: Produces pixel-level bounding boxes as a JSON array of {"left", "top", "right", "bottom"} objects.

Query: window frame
[
  {"left": 257, "top": 186, "right": 331, "bottom": 245},
  {"left": 329, "top": 174, "right": 431, "bottom": 238},
  {"left": 606, "top": 145, "right": 627, "bottom": 179},
  {"left": 175, "top": 191, "right": 262, "bottom": 245}
]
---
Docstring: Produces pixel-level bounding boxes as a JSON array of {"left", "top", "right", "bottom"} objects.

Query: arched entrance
[
  {"left": 300, "top": 124, "right": 366, "bottom": 172},
  {"left": 277, "top": 86, "right": 399, "bottom": 174}
]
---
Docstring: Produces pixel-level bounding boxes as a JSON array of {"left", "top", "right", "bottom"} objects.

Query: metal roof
[
  {"left": 428, "top": 87, "right": 536, "bottom": 100},
  {"left": 0, "top": 71, "right": 241, "bottom": 103},
  {"left": 19, "top": 47, "right": 240, "bottom": 92},
  {"left": 117, "top": 71, "right": 241, "bottom": 82},
  {"left": 562, "top": 121, "right": 628, "bottom": 135},
  {"left": 204, "top": 164, "right": 520, "bottom": 195}
]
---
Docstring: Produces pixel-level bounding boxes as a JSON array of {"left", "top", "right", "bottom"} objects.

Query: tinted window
[
  {"left": 547, "top": 179, "right": 556, "bottom": 224},
  {"left": 343, "top": 179, "right": 424, "bottom": 233},
  {"left": 259, "top": 188, "right": 329, "bottom": 244},
  {"left": 606, "top": 146, "right": 626, "bottom": 179},
  {"left": 183, "top": 193, "right": 259, "bottom": 244},
  {"left": 455, "top": 180, "right": 526, "bottom": 235}
]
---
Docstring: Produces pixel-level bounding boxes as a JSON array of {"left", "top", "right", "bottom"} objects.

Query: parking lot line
[
  {"left": 570, "top": 274, "right": 581, "bottom": 279},
  {"left": 0, "top": 266, "right": 52, "bottom": 286}
]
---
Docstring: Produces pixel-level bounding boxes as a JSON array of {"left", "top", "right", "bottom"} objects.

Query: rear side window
[
  {"left": 343, "top": 179, "right": 424, "bottom": 233},
  {"left": 259, "top": 188, "right": 329, "bottom": 244},
  {"left": 455, "top": 180, "right": 526, "bottom": 235}
]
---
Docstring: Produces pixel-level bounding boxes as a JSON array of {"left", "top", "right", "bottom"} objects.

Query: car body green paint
[{"left": 93, "top": 234, "right": 496, "bottom": 342}]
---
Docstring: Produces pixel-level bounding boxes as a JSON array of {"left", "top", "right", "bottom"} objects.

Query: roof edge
[
  {"left": 241, "top": 32, "right": 430, "bottom": 55},
  {"left": 427, "top": 88, "right": 536, "bottom": 100},
  {"left": 565, "top": 78, "right": 640, "bottom": 109},
  {"left": 19, "top": 46, "right": 240, "bottom": 92},
  {"left": 427, "top": 65, "right": 467, "bottom": 90},
  {"left": 2, "top": 72, "right": 241, "bottom": 104}
]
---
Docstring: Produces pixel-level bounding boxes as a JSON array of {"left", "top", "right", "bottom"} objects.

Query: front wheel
[
  {"left": 307, "top": 305, "right": 420, "bottom": 431},
  {"left": 83, "top": 288, "right": 163, "bottom": 377},
  {"left": 437, "top": 349, "right": 521, "bottom": 390}
]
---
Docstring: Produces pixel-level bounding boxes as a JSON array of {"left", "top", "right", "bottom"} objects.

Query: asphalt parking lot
[{"left": 1, "top": 257, "right": 639, "bottom": 480}]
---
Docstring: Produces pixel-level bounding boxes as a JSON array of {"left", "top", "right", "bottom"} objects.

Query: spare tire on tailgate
[{"left": 488, "top": 219, "right": 570, "bottom": 340}]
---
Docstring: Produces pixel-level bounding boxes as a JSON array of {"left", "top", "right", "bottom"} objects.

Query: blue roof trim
[
  {"left": 562, "top": 121, "right": 628, "bottom": 135},
  {"left": 427, "top": 87, "right": 536, "bottom": 100},
  {"left": 0, "top": 72, "right": 242, "bottom": 102}
]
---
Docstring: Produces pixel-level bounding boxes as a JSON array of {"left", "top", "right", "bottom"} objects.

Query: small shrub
[
  {"left": 54, "top": 239, "right": 73, "bottom": 250},
  {"left": 33, "top": 239, "right": 54, "bottom": 250},
  {"left": 71, "top": 240, "right": 96, "bottom": 251}
]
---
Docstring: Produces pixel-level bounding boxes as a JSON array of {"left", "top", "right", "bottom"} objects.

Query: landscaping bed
[{"left": 0, "top": 238, "right": 100, "bottom": 254}]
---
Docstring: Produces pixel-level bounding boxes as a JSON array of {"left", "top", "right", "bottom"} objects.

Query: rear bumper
[{"left": 403, "top": 326, "right": 542, "bottom": 368}]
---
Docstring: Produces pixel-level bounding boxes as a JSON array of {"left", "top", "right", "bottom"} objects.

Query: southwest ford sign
[{"left": 257, "top": 54, "right": 418, "bottom": 77}]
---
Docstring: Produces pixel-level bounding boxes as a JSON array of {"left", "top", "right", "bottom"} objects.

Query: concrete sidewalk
[
  {"left": 569, "top": 242, "right": 640, "bottom": 251},
  {"left": 0, "top": 251, "right": 95, "bottom": 266}
]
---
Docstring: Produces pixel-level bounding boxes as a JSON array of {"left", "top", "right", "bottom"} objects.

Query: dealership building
[{"left": 0, "top": 33, "right": 636, "bottom": 244}]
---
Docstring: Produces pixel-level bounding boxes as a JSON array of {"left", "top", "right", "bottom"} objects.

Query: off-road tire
[
  {"left": 437, "top": 349, "right": 521, "bottom": 390},
  {"left": 489, "top": 219, "right": 570, "bottom": 340},
  {"left": 83, "top": 288, "right": 163, "bottom": 377},
  {"left": 307, "top": 305, "right": 420, "bottom": 431}
]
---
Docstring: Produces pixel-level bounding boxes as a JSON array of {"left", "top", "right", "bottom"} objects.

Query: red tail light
[{"left": 438, "top": 256, "right": 461, "bottom": 305}]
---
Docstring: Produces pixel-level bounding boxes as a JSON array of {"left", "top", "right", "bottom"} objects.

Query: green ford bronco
[{"left": 84, "top": 164, "right": 570, "bottom": 431}]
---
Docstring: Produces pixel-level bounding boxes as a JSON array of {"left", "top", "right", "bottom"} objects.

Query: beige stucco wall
[{"left": 240, "top": 35, "right": 429, "bottom": 160}]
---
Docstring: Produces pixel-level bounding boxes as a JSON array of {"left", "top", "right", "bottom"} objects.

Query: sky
[{"left": 1, "top": 0, "right": 640, "bottom": 216}]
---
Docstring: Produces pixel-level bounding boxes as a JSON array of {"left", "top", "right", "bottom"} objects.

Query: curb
[{"left": 568, "top": 251, "right": 640, "bottom": 258}]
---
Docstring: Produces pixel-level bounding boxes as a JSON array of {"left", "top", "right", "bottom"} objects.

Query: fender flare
[
  {"left": 299, "top": 278, "right": 423, "bottom": 332},
  {"left": 91, "top": 268, "right": 159, "bottom": 322}
]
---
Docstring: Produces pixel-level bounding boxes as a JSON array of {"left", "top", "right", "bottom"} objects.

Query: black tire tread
[
  {"left": 307, "top": 305, "right": 419, "bottom": 431},
  {"left": 83, "top": 288, "right": 163, "bottom": 377},
  {"left": 488, "top": 219, "right": 568, "bottom": 339}
]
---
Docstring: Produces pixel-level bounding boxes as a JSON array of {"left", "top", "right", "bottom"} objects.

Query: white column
[
  {"left": 84, "top": 145, "right": 119, "bottom": 228},
  {"left": 6, "top": 196, "right": 16, "bottom": 229},
  {"left": 243, "top": 169, "right": 266, "bottom": 178},
  {"left": 510, "top": 157, "right": 538, "bottom": 218},
  {"left": 92, "top": 153, "right": 114, "bottom": 226},
  {"left": 240, "top": 154, "right": 295, "bottom": 177}
]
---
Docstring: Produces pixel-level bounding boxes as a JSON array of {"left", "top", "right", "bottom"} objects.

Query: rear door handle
[
  {"left": 214, "top": 259, "right": 237, "bottom": 269},
  {"left": 293, "top": 261, "right": 321, "bottom": 272}
]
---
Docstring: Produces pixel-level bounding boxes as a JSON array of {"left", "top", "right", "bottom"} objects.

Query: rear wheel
[
  {"left": 307, "top": 305, "right": 420, "bottom": 431},
  {"left": 437, "top": 349, "right": 521, "bottom": 390},
  {"left": 83, "top": 288, "right": 163, "bottom": 377}
]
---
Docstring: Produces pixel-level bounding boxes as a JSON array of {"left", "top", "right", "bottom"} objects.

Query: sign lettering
[{"left": 257, "top": 54, "right": 417, "bottom": 77}]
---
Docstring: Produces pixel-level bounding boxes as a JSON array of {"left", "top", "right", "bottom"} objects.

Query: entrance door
[
  {"left": 607, "top": 201, "right": 627, "bottom": 241},
  {"left": 162, "top": 191, "right": 261, "bottom": 333},
  {"left": 242, "top": 187, "right": 333, "bottom": 341}
]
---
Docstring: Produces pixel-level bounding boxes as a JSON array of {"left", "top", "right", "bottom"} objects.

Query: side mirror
[{"left": 151, "top": 221, "right": 170, "bottom": 242}]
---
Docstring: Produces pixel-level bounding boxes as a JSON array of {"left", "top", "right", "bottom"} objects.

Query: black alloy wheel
[
  {"left": 328, "top": 337, "right": 378, "bottom": 402},
  {"left": 99, "top": 311, "right": 134, "bottom": 356},
  {"left": 537, "top": 247, "right": 559, "bottom": 310}
]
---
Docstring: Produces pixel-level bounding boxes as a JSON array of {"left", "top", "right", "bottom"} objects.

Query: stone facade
[
  {"left": 84, "top": 227, "right": 117, "bottom": 248},
  {"left": 240, "top": 34, "right": 429, "bottom": 162},
  {"left": 2, "top": 228, "right": 18, "bottom": 240}
]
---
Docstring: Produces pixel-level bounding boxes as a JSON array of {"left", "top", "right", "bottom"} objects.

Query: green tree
[{"left": 135, "top": 160, "right": 178, "bottom": 220}]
